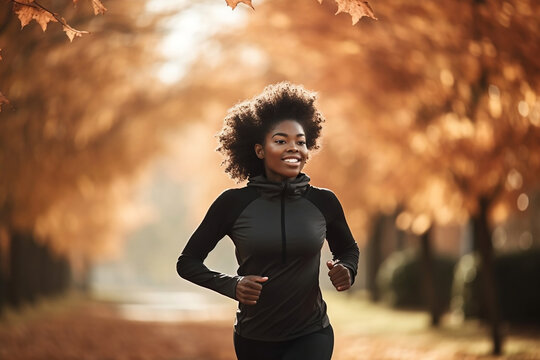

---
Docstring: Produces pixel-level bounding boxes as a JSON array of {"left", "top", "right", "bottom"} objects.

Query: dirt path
[
  {"left": 1, "top": 294, "right": 539, "bottom": 360},
  {"left": 1, "top": 300, "right": 235, "bottom": 360}
]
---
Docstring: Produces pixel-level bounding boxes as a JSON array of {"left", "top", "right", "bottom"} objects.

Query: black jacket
[{"left": 177, "top": 172, "right": 359, "bottom": 341}]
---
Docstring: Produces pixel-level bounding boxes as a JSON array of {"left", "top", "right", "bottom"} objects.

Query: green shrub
[
  {"left": 452, "top": 248, "right": 540, "bottom": 324},
  {"left": 377, "top": 249, "right": 457, "bottom": 310},
  {"left": 450, "top": 253, "right": 481, "bottom": 318}
]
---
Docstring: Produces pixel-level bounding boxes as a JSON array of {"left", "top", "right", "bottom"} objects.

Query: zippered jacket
[{"left": 177, "top": 172, "right": 359, "bottom": 341}]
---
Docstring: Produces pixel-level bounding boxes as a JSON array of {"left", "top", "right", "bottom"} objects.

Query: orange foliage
[
  {"left": 225, "top": 0, "right": 254, "bottom": 10},
  {"left": 91, "top": 0, "right": 107, "bottom": 15},
  {"left": 2, "top": 0, "right": 539, "bottom": 264},
  {"left": 11, "top": 0, "right": 99, "bottom": 41},
  {"left": 167, "top": 0, "right": 540, "bottom": 241},
  {"left": 0, "top": 0, "right": 183, "bottom": 263},
  {"left": 225, "top": 0, "right": 377, "bottom": 21},
  {"left": 13, "top": 1, "right": 57, "bottom": 31},
  {"left": 329, "top": 0, "right": 377, "bottom": 23}
]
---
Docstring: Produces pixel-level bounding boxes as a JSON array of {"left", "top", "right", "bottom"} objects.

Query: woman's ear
[{"left": 254, "top": 144, "right": 264, "bottom": 159}]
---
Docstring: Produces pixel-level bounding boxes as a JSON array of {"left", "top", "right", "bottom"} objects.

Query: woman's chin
[{"left": 279, "top": 168, "right": 302, "bottom": 179}]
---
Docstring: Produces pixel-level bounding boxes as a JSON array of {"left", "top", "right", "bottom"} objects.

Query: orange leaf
[
  {"left": 225, "top": 0, "right": 254, "bottom": 10},
  {"left": 0, "top": 92, "right": 9, "bottom": 112},
  {"left": 63, "top": 24, "right": 89, "bottom": 42},
  {"left": 91, "top": 0, "right": 107, "bottom": 15},
  {"left": 334, "top": 0, "right": 377, "bottom": 24},
  {"left": 13, "top": 2, "right": 57, "bottom": 31}
]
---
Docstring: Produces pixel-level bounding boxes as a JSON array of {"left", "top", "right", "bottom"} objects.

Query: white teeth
[{"left": 283, "top": 158, "right": 300, "bottom": 163}]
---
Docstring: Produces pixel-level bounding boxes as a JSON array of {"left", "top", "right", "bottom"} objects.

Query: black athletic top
[{"left": 176, "top": 172, "right": 359, "bottom": 341}]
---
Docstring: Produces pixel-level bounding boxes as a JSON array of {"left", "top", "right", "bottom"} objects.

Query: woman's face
[{"left": 254, "top": 120, "right": 309, "bottom": 182}]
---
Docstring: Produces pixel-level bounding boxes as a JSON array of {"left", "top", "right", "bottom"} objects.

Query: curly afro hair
[{"left": 217, "top": 81, "right": 325, "bottom": 182}]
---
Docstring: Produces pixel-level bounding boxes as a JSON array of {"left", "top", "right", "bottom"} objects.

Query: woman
[{"left": 177, "top": 82, "right": 359, "bottom": 360}]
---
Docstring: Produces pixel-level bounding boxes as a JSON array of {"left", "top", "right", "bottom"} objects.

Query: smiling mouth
[{"left": 283, "top": 158, "right": 301, "bottom": 163}]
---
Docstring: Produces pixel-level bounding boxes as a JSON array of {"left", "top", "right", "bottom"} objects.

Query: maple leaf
[
  {"left": 319, "top": 0, "right": 377, "bottom": 24},
  {"left": 13, "top": 2, "right": 57, "bottom": 31},
  {"left": 335, "top": 0, "right": 377, "bottom": 23},
  {"left": 225, "top": 0, "right": 254, "bottom": 10},
  {"left": 0, "top": 92, "right": 9, "bottom": 112},
  {"left": 91, "top": 0, "right": 107, "bottom": 15},
  {"left": 63, "top": 23, "right": 89, "bottom": 42}
]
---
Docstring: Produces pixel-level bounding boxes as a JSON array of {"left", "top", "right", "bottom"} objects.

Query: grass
[{"left": 325, "top": 290, "right": 540, "bottom": 359}]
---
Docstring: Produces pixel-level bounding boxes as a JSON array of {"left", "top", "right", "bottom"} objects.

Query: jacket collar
[{"left": 247, "top": 172, "right": 311, "bottom": 199}]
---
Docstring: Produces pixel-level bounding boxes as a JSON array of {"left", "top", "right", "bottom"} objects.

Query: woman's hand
[
  {"left": 236, "top": 275, "right": 268, "bottom": 305},
  {"left": 326, "top": 260, "right": 351, "bottom": 291}
]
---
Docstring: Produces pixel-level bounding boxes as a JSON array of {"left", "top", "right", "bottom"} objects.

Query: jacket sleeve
[
  {"left": 176, "top": 189, "right": 242, "bottom": 300},
  {"left": 325, "top": 190, "right": 360, "bottom": 285}
]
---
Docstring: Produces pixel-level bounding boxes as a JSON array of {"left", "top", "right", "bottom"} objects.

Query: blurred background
[{"left": 1, "top": 0, "right": 540, "bottom": 359}]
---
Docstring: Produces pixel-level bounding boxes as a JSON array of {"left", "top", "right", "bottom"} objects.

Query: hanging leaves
[
  {"left": 224, "top": 0, "right": 375, "bottom": 22},
  {"left": 318, "top": 0, "right": 377, "bottom": 23},
  {"left": 13, "top": 1, "right": 57, "bottom": 31},
  {"left": 225, "top": 0, "right": 254, "bottom": 10},
  {"left": 63, "top": 23, "right": 90, "bottom": 42},
  {"left": 91, "top": 0, "right": 107, "bottom": 15},
  {"left": 9, "top": 0, "right": 105, "bottom": 41},
  {"left": 332, "top": 0, "right": 377, "bottom": 23}
]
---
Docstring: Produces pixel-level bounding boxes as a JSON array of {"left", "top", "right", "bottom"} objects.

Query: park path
[{"left": 1, "top": 293, "right": 539, "bottom": 360}]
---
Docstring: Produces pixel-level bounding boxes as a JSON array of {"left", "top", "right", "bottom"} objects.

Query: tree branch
[{"left": 10, "top": 0, "right": 89, "bottom": 40}]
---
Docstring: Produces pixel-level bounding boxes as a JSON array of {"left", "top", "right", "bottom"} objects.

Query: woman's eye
[
  {"left": 298, "top": 141, "right": 306, "bottom": 145},
  {"left": 275, "top": 139, "right": 286, "bottom": 144}
]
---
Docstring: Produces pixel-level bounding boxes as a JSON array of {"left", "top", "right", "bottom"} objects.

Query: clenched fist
[
  {"left": 326, "top": 260, "right": 351, "bottom": 291},
  {"left": 236, "top": 275, "right": 268, "bottom": 305}
]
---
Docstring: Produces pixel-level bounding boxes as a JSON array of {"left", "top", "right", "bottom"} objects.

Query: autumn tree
[
  {"left": 162, "top": 0, "right": 540, "bottom": 355},
  {"left": 0, "top": 0, "right": 199, "bottom": 309},
  {"left": 244, "top": 0, "right": 540, "bottom": 354}
]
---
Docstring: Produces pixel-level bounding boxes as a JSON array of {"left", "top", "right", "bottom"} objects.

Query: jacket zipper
[{"left": 281, "top": 182, "right": 287, "bottom": 264}]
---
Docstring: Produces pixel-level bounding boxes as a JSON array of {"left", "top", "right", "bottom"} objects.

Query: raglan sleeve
[
  {"left": 176, "top": 189, "right": 242, "bottom": 300},
  {"left": 325, "top": 190, "right": 360, "bottom": 285}
]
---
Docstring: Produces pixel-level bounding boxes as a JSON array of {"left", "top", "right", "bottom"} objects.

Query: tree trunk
[
  {"left": 472, "top": 196, "right": 503, "bottom": 355},
  {"left": 36, "top": 241, "right": 49, "bottom": 296},
  {"left": 366, "top": 214, "right": 385, "bottom": 302},
  {"left": 7, "top": 230, "right": 25, "bottom": 307},
  {"left": 7, "top": 231, "right": 42, "bottom": 306},
  {"left": 0, "top": 240, "right": 5, "bottom": 316},
  {"left": 5, "top": 228, "right": 73, "bottom": 309},
  {"left": 26, "top": 234, "right": 40, "bottom": 304},
  {"left": 420, "top": 227, "right": 440, "bottom": 326}
]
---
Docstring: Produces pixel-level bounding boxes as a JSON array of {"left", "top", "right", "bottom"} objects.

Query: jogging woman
[{"left": 177, "top": 81, "right": 359, "bottom": 360}]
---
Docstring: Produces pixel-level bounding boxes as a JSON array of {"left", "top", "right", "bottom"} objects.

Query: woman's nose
[{"left": 286, "top": 142, "right": 299, "bottom": 151}]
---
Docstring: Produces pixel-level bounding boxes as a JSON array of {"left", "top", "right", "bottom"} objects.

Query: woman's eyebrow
[{"left": 272, "top": 132, "right": 306, "bottom": 138}]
